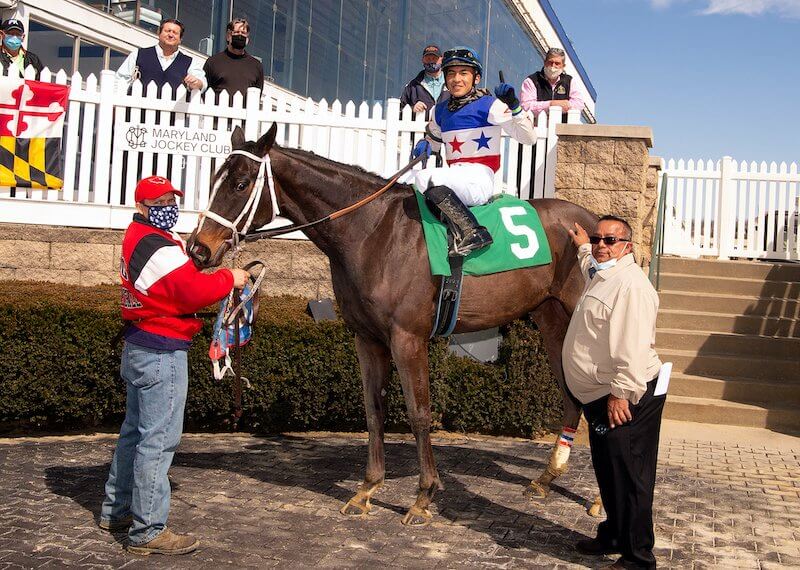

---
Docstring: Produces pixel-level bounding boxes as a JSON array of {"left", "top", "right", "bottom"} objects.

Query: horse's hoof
[
  {"left": 340, "top": 498, "right": 370, "bottom": 517},
  {"left": 523, "top": 481, "right": 549, "bottom": 500},
  {"left": 401, "top": 506, "right": 432, "bottom": 526},
  {"left": 587, "top": 495, "right": 603, "bottom": 518}
]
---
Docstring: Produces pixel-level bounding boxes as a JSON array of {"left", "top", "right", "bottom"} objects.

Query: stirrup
[{"left": 452, "top": 228, "right": 493, "bottom": 256}]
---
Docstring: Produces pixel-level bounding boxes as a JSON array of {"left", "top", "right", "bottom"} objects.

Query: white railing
[
  {"left": 663, "top": 156, "right": 800, "bottom": 261},
  {"left": 0, "top": 66, "right": 578, "bottom": 235}
]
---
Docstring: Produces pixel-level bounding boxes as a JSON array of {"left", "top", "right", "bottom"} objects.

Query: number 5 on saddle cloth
[{"left": 209, "top": 261, "right": 267, "bottom": 382}]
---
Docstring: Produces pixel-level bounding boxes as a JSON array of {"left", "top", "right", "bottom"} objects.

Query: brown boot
[{"left": 126, "top": 528, "right": 199, "bottom": 556}]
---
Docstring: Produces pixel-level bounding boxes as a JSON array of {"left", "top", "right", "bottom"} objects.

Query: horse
[{"left": 187, "top": 124, "right": 598, "bottom": 525}]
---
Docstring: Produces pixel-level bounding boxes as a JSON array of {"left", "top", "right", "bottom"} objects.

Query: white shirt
[
  {"left": 115, "top": 44, "right": 207, "bottom": 93},
  {"left": 562, "top": 244, "right": 662, "bottom": 405}
]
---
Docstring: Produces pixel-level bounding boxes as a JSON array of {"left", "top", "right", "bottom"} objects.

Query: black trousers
[{"left": 583, "top": 379, "right": 665, "bottom": 570}]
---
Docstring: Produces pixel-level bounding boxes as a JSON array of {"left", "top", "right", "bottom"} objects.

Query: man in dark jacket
[
  {"left": 0, "top": 19, "right": 44, "bottom": 77},
  {"left": 400, "top": 45, "right": 449, "bottom": 116}
]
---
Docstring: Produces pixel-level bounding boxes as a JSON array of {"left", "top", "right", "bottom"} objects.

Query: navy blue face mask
[
  {"left": 424, "top": 62, "right": 441, "bottom": 74},
  {"left": 148, "top": 204, "right": 179, "bottom": 230}
]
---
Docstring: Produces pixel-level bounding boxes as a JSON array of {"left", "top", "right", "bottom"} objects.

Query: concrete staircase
[{"left": 655, "top": 257, "right": 800, "bottom": 432}]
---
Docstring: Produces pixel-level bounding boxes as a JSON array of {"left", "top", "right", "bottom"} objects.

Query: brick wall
[
  {"left": 0, "top": 223, "right": 333, "bottom": 298},
  {"left": 553, "top": 124, "right": 661, "bottom": 267}
]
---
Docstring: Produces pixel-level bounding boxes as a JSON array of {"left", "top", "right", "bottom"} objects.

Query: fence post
[
  {"left": 543, "top": 107, "right": 560, "bottom": 197},
  {"left": 93, "top": 70, "right": 116, "bottom": 201},
  {"left": 383, "top": 98, "right": 401, "bottom": 177},
  {"left": 716, "top": 155, "right": 735, "bottom": 260},
  {"left": 244, "top": 86, "right": 261, "bottom": 141}
]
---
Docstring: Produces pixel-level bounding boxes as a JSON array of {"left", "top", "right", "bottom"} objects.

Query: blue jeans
[{"left": 100, "top": 342, "right": 188, "bottom": 545}]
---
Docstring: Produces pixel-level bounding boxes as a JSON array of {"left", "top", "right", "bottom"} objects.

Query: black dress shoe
[{"left": 575, "top": 537, "right": 619, "bottom": 556}]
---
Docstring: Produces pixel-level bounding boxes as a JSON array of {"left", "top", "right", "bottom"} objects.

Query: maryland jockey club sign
[
  {"left": 0, "top": 77, "right": 70, "bottom": 189},
  {"left": 115, "top": 123, "right": 232, "bottom": 158}
]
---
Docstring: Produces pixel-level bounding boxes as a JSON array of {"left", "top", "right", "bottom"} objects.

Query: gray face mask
[{"left": 424, "top": 62, "right": 441, "bottom": 74}]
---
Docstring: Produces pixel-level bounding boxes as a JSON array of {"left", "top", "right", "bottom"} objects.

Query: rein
[
  {"left": 196, "top": 150, "right": 425, "bottom": 245},
  {"left": 244, "top": 153, "right": 425, "bottom": 241}
]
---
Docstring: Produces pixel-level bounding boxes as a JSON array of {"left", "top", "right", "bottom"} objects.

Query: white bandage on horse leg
[{"left": 551, "top": 426, "right": 576, "bottom": 473}]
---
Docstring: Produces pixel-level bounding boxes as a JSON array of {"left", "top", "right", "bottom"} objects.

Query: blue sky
[{"left": 549, "top": 0, "right": 800, "bottom": 164}]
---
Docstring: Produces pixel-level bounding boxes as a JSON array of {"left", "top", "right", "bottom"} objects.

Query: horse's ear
[
  {"left": 255, "top": 123, "right": 278, "bottom": 157},
  {"left": 231, "top": 126, "right": 245, "bottom": 149}
]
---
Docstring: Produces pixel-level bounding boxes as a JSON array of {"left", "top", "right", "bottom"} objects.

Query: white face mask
[
  {"left": 544, "top": 66, "right": 562, "bottom": 80},
  {"left": 590, "top": 255, "right": 618, "bottom": 272}
]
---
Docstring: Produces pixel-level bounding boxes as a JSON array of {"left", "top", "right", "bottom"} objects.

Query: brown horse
[{"left": 188, "top": 124, "right": 597, "bottom": 525}]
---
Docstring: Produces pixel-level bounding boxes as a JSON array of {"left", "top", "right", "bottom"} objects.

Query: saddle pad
[{"left": 415, "top": 192, "right": 552, "bottom": 277}]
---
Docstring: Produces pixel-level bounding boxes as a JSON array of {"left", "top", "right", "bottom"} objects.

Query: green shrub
[{"left": 0, "top": 282, "right": 563, "bottom": 436}]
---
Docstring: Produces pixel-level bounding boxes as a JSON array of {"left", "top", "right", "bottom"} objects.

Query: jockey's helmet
[{"left": 441, "top": 46, "right": 483, "bottom": 76}]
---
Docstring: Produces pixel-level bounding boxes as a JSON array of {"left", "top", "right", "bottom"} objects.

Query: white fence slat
[
  {"left": 61, "top": 71, "right": 84, "bottom": 202},
  {"left": 92, "top": 70, "right": 115, "bottom": 201},
  {"left": 369, "top": 102, "right": 383, "bottom": 175},
  {"left": 543, "top": 109, "right": 559, "bottom": 198}
]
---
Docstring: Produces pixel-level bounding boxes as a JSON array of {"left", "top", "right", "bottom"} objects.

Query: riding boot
[{"left": 424, "top": 185, "right": 493, "bottom": 256}]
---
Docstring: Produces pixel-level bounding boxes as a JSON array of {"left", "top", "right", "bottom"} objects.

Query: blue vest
[{"left": 135, "top": 46, "right": 191, "bottom": 92}]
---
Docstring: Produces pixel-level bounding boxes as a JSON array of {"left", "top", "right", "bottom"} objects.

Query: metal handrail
[{"left": 648, "top": 172, "right": 668, "bottom": 290}]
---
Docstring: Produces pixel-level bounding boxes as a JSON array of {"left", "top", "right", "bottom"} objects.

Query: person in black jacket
[
  {"left": 400, "top": 45, "right": 449, "bottom": 116},
  {"left": 0, "top": 19, "right": 44, "bottom": 78}
]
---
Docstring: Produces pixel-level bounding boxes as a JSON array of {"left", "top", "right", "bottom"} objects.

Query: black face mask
[{"left": 230, "top": 34, "right": 247, "bottom": 50}]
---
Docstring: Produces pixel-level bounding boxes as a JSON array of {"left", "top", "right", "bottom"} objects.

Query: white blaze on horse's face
[{"left": 197, "top": 150, "right": 278, "bottom": 252}]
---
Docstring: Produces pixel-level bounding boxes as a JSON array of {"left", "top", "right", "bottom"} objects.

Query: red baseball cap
[{"left": 134, "top": 176, "right": 184, "bottom": 203}]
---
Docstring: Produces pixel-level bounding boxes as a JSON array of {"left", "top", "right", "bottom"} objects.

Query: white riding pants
[{"left": 404, "top": 162, "right": 496, "bottom": 206}]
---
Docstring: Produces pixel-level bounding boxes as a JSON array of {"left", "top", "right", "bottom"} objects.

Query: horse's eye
[{"left": 235, "top": 182, "right": 249, "bottom": 192}]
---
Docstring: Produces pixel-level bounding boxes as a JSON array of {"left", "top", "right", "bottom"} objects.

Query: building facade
[{"left": 4, "top": 0, "right": 596, "bottom": 117}]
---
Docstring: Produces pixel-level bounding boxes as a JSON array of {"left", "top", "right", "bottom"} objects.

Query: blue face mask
[
  {"left": 590, "top": 255, "right": 618, "bottom": 272},
  {"left": 4, "top": 36, "right": 23, "bottom": 51},
  {"left": 424, "top": 62, "right": 441, "bottom": 74},
  {"left": 148, "top": 204, "right": 179, "bottom": 230}
]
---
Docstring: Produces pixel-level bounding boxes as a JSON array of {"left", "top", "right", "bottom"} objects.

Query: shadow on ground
[{"left": 44, "top": 436, "right": 595, "bottom": 566}]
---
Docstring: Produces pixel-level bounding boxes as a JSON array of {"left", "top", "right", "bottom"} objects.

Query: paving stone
[{"left": 0, "top": 432, "right": 798, "bottom": 568}]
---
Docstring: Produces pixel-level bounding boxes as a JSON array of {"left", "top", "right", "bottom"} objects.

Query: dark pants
[{"left": 583, "top": 379, "right": 665, "bottom": 569}]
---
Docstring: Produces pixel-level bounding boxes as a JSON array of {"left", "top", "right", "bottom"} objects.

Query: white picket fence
[
  {"left": 0, "top": 66, "right": 578, "bottom": 235},
  {"left": 663, "top": 156, "right": 800, "bottom": 261}
]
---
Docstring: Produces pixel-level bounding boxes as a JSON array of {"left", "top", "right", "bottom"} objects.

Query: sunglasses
[{"left": 589, "top": 235, "right": 630, "bottom": 246}]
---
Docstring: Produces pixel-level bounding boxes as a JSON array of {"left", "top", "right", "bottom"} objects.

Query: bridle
[{"left": 196, "top": 149, "right": 280, "bottom": 251}]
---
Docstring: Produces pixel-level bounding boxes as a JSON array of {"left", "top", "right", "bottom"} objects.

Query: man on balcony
[
  {"left": 203, "top": 18, "right": 264, "bottom": 100},
  {"left": 115, "top": 18, "right": 206, "bottom": 95},
  {"left": 520, "top": 47, "right": 583, "bottom": 120},
  {"left": 0, "top": 19, "right": 44, "bottom": 78}
]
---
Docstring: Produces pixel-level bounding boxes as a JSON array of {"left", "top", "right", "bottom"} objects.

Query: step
[
  {"left": 659, "top": 273, "right": 800, "bottom": 298},
  {"left": 659, "top": 291, "right": 800, "bottom": 319},
  {"left": 657, "top": 309, "right": 800, "bottom": 337},
  {"left": 657, "top": 328, "right": 800, "bottom": 358},
  {"left": 669, "top": 373, "right": 800, "bottom": 405},
  {"left": 659, "top": 257, "right": 800, "bottom": 281},
  {"left": 660, "top": 349, "right": 800, "bottom": 383},
  {"left": 663, "top": 395, "right": 800, "bottom": 430}
]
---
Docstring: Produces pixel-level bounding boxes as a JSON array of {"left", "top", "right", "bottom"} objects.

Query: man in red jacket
[{"left": 99, "top": 176, "right": 249, "bottom": 555}]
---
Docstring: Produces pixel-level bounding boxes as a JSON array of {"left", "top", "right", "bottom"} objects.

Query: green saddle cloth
[{"left": 415, "top": 192, "right": 552, "bottom": 277}]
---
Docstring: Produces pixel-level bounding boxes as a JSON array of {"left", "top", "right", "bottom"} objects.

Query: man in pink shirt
[{"left": 520, "top": 47, "right": 584, "bottom": 118}]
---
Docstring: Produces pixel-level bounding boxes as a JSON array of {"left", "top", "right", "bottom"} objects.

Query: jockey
[{"left": 412, "top": 46, "right": 536, "bottom": 256}]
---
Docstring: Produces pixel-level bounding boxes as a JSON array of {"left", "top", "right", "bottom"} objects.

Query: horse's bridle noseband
[{"left": 197, "top": 149, "right": 280, "bottom": 250}]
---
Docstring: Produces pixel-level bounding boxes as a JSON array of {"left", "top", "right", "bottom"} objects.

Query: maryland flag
[{"left": 0, "top": 77, "right": 70, "bottom": 189}]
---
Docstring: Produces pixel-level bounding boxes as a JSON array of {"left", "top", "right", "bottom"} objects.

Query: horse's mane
[{"left": 277, "top": 146, "right": 399, "bottom": 189}]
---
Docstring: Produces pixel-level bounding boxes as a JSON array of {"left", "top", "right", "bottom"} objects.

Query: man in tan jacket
[{"left": 563, "top": 215, "right": 664, "bottom": 570}]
